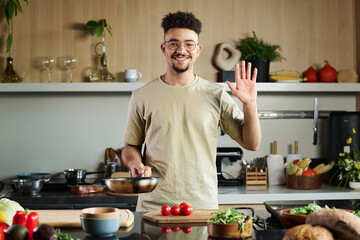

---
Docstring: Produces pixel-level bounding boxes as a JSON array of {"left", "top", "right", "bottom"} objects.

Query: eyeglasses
[{"left": 164, "top": 40, "right": 198, "bottom": 51}]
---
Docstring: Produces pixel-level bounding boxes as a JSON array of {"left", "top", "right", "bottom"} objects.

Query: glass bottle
[
  {"left": 90, "top": 53, "right": 116, "bottom": 82},
  {"left": 1, "top": 56, "right": 23, "bottom": 83}
]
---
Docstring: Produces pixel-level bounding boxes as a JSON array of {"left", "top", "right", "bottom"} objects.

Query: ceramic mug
[{"left": 124, "top": 69, "right": 142, "bottom": 82}]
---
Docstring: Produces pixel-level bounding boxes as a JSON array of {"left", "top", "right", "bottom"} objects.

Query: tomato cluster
[
  {"left": 161, "top": 202, "right": 193, "bottom": 216},
  {"left": 161, "top": 226, "right": 192, "bottom": 234}
]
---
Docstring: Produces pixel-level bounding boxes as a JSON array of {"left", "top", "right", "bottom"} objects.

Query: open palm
[{"left": 226, "top": 61, "right": 258, "bottom": 104}]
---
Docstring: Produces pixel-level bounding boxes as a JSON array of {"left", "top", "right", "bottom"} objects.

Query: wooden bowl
[
  {"left": 207, "top": 220, "right": 253, "bottom": 239},
  {"left": 278, "top": 208, "right": 355, "bottom": 228},
  {"left": 286, "top": 174, "right": 322, "bottom": 190},
  {"left": 81, "top": 207, "right": 121, "bottom": 219},
  {"left": 278, "top": 209, "right": 307, "bottom": 228}
]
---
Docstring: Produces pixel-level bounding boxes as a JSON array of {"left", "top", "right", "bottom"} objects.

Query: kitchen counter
[
  {"left": 58, "top": 210, "right": 283, "bottom": 240},
  {"left": 3, "top": 182, "right": 359, "bottom": 210},
  {"left": 218, "top": 183, "right": 360, "bottom": 205}
]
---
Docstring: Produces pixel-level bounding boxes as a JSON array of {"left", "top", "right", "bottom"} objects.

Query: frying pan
[
  {"left": 104, "top": 177, "right": 158, "bottom": 193},
  {"left": 64, "top": 169, "right": 104, "bottom": 185},
  {"left": 17, "top": 173, "right": 51, "bottom": 179}
]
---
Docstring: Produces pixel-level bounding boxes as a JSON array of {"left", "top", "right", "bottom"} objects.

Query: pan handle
[
  {"left": 42, "top": 172, "right": 64, "bottom": 181},
  {"left": 86, "top": 171, "right": 105, "bottom": 175},
  {"left": 234, "top": 207, "right": 255, "bottom": 217}
]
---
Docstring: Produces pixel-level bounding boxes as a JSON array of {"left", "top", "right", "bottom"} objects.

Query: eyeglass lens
[{"left": 166, "top": 40, "right": 197, "bottom": 51}]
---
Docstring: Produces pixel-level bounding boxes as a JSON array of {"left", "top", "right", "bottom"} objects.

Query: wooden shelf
[{"left": 0, "top": 82, "right": 360, "bottom": 93}]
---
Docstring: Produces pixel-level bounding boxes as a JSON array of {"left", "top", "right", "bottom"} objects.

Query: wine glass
[
  {"left": 64, "top": 56, "right": 78, "bottom": 83},
  {"left": 41, "top": 57, "right": 56, "bottom": 83}
]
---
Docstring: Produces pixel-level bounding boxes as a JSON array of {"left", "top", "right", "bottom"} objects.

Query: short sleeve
[
  {"left": 219, "top": 89, "right": 244, "bottom": 139},
  {"left": 122, "top": 91, "right": 146, "bottom": 146}
]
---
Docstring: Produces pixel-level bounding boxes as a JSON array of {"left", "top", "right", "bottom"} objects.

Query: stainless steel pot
[
  {"left": 64, "top": 169, "right": 103, "bottom": 185},
  {"left": 10, "top": 172, "right": 64, "bottom": 195},
  {"left": 11, "top": 178, "right": 47, "bottom": 195},
  {"left": 104, "top": 177, "right": 158, "bottom": 193}
]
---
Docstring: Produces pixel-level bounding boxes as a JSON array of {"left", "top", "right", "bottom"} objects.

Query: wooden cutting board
[
  {"left": 142, "top": 209, "right": 216, "bottom": 223},
  {"left": 37, "top": 209, "right": 134, "bottom": 228}
]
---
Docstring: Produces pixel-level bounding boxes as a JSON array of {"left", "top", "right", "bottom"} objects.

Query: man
[{"left": 122, "top": 11, "right": 261, "bottom": 212}]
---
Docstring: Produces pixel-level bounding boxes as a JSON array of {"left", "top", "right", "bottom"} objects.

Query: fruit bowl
[{"left": 286, "top": 174, "right": 322, "bottom": 190}]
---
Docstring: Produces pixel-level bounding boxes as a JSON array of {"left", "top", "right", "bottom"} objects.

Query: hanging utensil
[{"left": 313, "top": 98, "right": 319, "bottom": 145}]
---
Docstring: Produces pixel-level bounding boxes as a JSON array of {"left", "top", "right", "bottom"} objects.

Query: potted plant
[
  {"left": 1, "top": 0, "right": 29, "bottom": 83},
  {"left": 236, "top": 31, "right": 285, "bottom": 82},
  {"left": 331, "top": 128, "right": 360, "bottom": 189}
]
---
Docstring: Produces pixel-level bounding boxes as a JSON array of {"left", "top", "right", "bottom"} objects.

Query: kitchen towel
[
  {"left": 267, "top": 154, "right": 285, "bottom": 185},
  {"left": 267, "top": 141, "right": 285, "bottom": 185}
]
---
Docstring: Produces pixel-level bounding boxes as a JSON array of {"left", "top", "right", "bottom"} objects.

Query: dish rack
[{"left": 245, "top": 167, "right": 268, "bottom": 186}]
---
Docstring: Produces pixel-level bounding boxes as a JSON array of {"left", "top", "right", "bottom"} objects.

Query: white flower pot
[{"left": 349, "top": 181, "right": 360, "bottom": 190}]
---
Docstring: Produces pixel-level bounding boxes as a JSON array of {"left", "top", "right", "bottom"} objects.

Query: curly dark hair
[{"left": 161, "top": 11, "right": 202, "bottom": 35}]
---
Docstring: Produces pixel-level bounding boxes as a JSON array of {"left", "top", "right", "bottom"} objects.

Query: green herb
[
  {"left": 355, "top": 209, "right": 360, "bottom": 218},
  {"left": 208, "top": 208, "right": 252, "bottom": 239},
  {"left": 55, "top": 228, "right": 80, "bottom": 240},
  {"left": 289, "top": 203, "right": 322, "bottom": 215}
]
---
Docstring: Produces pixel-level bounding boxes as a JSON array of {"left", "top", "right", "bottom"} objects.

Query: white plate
[{"left": 272, "top": 80, "right": 301, "bottom": 83}]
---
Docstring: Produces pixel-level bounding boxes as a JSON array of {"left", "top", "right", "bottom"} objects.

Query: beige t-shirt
[{"left": 123, "top": 76, "right": 244, "bottom": 212}]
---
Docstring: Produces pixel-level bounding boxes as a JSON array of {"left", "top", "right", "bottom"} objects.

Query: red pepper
[
  {"left": 12, "top": 209, "right": 39, "bottom": 240},
  {"left": 0, "top": 222, "right": 9, "bottom": 240},
  {"left": 293, "top": 159, "right": 300, "bottom": 165}
]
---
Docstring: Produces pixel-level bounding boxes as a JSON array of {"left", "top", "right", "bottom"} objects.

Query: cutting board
[
  {"left": 142, "top": 209, "right": 216, "bottom": 223},
  {"left": 37, "top": 209, "right": 134, "bottom": 228}
]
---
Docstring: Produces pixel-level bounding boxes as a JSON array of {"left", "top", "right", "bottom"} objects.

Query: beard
[
  {"left": 172, "top": 63, "right": 190, "bottom": 73},
  {"left": 171, "top": 54, "right": 191, "bottom": 73}
]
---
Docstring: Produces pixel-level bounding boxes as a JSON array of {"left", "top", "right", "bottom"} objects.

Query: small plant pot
[
  {"left": 246, "top": 60, "right": 269, "bottom": 82},
  {"left": 349, "top": 181, "right": 360, "bottom": 190}
]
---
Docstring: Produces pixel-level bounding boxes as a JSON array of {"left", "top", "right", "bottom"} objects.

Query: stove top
[{"left": 42, "top": 178, "right": 101, "bottom": 190}]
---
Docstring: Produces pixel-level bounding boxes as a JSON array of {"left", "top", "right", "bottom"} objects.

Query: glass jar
[{"left": 1, "top": 56, "right": 23, "bottom": 83}]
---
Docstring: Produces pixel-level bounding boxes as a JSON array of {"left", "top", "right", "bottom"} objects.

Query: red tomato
[
  {"left": 161, "top": 227, "right": 171, "bottom": 234},
  {"left": 179, "top": 202, "right": 188, "bottom": 209},
  {"left": 302, "top": 168, "right": 318, "bottom": 176},
  {"left": 0, "top": 222, "right": 9, "bottom": 240},
  {"left": 181, "top": 205, "right": 193, "bottom": 216},
  {"left": 161, "top": 205, "right": 171, "bottom": 216},
  {"left": 171, "top": 226, "right": 181, "bottom": 232},
  {"left": 182, "top": 226, "right": 192, "bottom": 234},
  {"left": 171, "top": 206, "right": 181, "bottom": 215}
]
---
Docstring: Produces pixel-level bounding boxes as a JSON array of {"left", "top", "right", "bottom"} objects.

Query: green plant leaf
[
  {"left": 6, "top": 33, "right": 13, "bottom": 53},
  {"left": 95, "top": 25, "right": 104, "bottom": 37},
  {"left": 86, "top": 20, "right": 99, "bottom": 28},
  {"left": 14, "top": 0, "right": 23, "bottom": 15},
  {"left": 106, "top": 25, "right": 112, "bottom": 36},
  {"left": 102, "top": 19, "right": 107, "bottom": 27},
  {"left": 6, "top": 0, "right": 15, "bottom": 21}
]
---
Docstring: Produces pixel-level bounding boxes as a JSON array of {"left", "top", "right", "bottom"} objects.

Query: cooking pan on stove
[
  {"left": 104, "top": 177, "right": 158, "bottom": 193},
  {"left": 64, "top": 169, "right": 104, "bottom": 185},
  {"left": 17, "top": 173, "right": 51, "bottom": 179}
]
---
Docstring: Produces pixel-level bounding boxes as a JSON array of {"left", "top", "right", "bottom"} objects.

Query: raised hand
[{"left": 226, "top": 60, "right": 258, "bottom": 104}]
